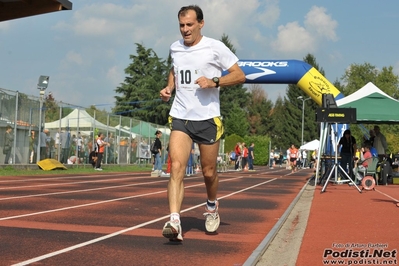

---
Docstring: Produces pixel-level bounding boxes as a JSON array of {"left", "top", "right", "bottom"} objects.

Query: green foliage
[
  {"left": 338, "top": 62, "right": 399, "bottom": 152},
  {"left": 224, "top": 134, "right": 270, "bottom": 165},
  {"left": 44, "top": 93, "right": 60, "bottom": 122},
  {"left": 223, "top": 103, "right": 250, "bottom": 137},
  {"left": 113, "top": 43, "right": 171, "bottom": 125},
  {"left": 243, "top": 135, "right": 270, "bottom": 165},
  {"left": 219, "top": 34, "right": 250, "bottom": 124},
  {"left": 224, "top": 134, "right": 244, "bottom": 153},
  {"left": 247, "top": 85, "right": 273, "bottom": 135}
]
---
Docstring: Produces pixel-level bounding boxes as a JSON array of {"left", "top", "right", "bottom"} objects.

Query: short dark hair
[
  {"left": 344, "top": 129, "right": 351, "bottom": 135},
  {"left": 363, "top": 141, "right": 371, "bottom": 149},
  {"left": 178, "top": 5, "right": 203, "bottom": 22},
  {"left": 6, "top": 125, "right": 12, "bottom": 130}
]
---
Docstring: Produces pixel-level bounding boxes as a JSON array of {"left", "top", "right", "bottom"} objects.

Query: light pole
[
  {"left": 297, "top": 96, "right": 311, "bottom": 147},
  {"left": 37, "top": 75, "right": 49, "bottom": 162}
]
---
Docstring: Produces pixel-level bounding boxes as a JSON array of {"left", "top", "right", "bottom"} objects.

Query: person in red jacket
[
  {"left": 95, "top": 132, "right": 109, "bottom": 171},
  {"left": 234, "top": 142, "right": 242, "bottom": 170},
  {"left": 242, "top": 143, "right": 249, "bottom": 170}
]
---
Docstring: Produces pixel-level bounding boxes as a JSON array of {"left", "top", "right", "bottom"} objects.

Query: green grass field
[{"left": 0, "top": 164, "right": 154, "bottom": 177}]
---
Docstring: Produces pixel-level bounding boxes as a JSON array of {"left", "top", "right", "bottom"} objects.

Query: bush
[{"left": 224, "top": 134, "right": 270, "bottom": 166}]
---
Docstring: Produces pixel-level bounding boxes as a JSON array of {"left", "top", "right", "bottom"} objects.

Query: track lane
[{"left": 0, "top": 167, "right": 310, "bottom": 265}]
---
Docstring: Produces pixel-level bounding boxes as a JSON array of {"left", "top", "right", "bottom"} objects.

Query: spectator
[
  {"left": 104, "top": 132, "right": 115, "bottom": 164},
  {"left": 152, "top": 130, "right": 163, "bottom": 176},
  {"left": 229, "top": 150, "right": 236, "bottom": 166},
  {"left": 39, "top": 128, "right": 48, "bottom": 160},
  {"left": 337, "top": 129, "right": 357, "bottom": 179},
  {"left": 302, "top": 149, "right": 308, "bottom": 168},
  {"left": 363, "top": 140, "right": 378, "bottom": 157},
  {"left": 353, "top": 142, "right": 372, "bottom": 184},
  {"left": 248, "top": 143, "right": 255, "bottom": 171},
  {"left": 234, "top": 142, "right": 242, "bottom": 170},
  {"left": 3, "top": 125, "right": 14, "bottom": 164},
  {"left": 95, "top": 132, "right": 109, "bottom": 171},
  {"left": 242, "top": 143, "right": 248, "bottom": 170},
  {"left": 54, "top": 129, "right": 61, "bottom": 160},
  {"left": 269, "top": 149, "right": 274, "bottom": 169},
  {"left": 373, "top": 125, "right": 388, "bottom": 161},
  {"left": 29, "top": 130, "right": 37, "bottom": 163},
  {"left": 60, "top": 127, "right": 71, "bottom": 164},
  {"left": 278, "top": 152, "right": 284, "bottom": 168}
]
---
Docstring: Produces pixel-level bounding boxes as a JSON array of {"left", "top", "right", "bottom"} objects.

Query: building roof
[{"left": 0, "top": 0, "right": 72, "bottom": 22}]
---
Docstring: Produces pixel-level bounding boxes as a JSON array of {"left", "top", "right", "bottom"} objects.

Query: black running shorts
[{"left": 168, "top": 116, "right": 224, "bottom": 145}]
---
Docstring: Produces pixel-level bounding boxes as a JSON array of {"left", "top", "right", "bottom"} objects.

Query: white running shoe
[
  {"left": 162, "top": 220, "right": 183, "bottom": 241},
  {"left": 203, "top": 200, "right": 220, "bottom": 233}
]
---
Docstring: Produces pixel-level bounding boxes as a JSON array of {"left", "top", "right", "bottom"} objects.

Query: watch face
[{"left": 213, "top": 77, "right": 219, "bottom": 83}]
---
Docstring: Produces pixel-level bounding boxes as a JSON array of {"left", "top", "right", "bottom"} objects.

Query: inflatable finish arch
[{"left": 225, "top": 59, "right": 345, "bottom": 106}]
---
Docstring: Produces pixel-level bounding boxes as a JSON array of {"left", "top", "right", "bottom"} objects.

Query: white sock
[{"left": 170, "top": 213, "right": 180, "bottom": 223}]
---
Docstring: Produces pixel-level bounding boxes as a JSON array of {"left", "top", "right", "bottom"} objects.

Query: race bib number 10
[{"left": 177, "top": 67, "right": 201, "bottom": 91}]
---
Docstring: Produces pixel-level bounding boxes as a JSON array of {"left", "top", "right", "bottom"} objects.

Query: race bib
[{"left": 177, "top": 67, "right": 201, "bottom": 91}]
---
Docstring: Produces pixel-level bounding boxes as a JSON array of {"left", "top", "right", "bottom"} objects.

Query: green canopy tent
[
  {"left": 315, "top": 82, "right": 399, "bottom": 187},
  {"left": 336, "top": 82, "right": 399, "bottom": 124},
  {"left": 130, "top": 122, "right": 159, "bottom": 138}
]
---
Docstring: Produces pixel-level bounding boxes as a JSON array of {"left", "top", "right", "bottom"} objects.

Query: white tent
[
  {"left": 45, "top": 108, "right": 112, "bottom": 131},
  {"left": 300, "top": 139, "right": 319, "bottom": 151},
  {"left": 115, "top": 124, "right": 137, "bottom": 138}
]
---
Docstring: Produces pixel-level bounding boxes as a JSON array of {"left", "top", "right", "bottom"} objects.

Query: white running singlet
[{"left": 169, "top": 36, "right": 239, "bottom": 120}]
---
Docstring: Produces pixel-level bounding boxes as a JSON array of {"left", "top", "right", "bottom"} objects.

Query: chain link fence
[{"left": 0, "top": 88, "right": 170, "bottom": 166}]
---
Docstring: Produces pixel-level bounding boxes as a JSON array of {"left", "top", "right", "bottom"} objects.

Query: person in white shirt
[{"left": 159, "top": 5, "right": 245, "bottom": 242}]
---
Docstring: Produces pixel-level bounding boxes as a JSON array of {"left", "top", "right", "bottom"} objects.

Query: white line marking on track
[
  {"left": 11, "top": 177, "right": 277, "bottom": 265},
  {"left": 0, "top": 173, "right": 148, "bottom": 190},
  {"left": 375, "top": 188, "right": 399, "bottom": 203},
  {"left": 0, "top": 173, "right": 133, "bottom": 184},
  {"left": 0, "top": 177, "right": 171, "bottom": 201}
]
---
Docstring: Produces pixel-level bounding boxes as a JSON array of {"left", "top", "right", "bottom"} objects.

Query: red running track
[{"left": 0, "top": 166, "right": 310, "bottom": 266}]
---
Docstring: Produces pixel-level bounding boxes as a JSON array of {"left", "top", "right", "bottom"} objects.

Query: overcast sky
[{"left": 1, "top": 0, "right": 398, "bottom": 111}]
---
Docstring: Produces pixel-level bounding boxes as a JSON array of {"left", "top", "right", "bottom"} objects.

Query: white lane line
[
  {"left": 0, "top": 176, "right": 201, "bottom": 201},
  {"left": 0, "top": 174, "right": 148, "bottom": 190},
  {"left": 0, "top": 176, "right": 248, "bottom": 220},
  {"left": 0, "top": 178, "right": 169, "bottom": 201},
  {"left": 375, "top": 188, "right": 399, "bottom": 203},
  {"left": 0, "top": 173, "right": 134, "bottom": 184},
  {"left": 12, "top": 177, "right": 277, "bottom": 266}
]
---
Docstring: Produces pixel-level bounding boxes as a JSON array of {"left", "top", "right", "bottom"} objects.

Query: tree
[
  {"left": 44, "top": 92, "right": 60, "bottom": 122},
  {"left": 341, "top": 63, "right": 399, "bottom": 97},
  {"left": 219, "top": 34, "right": 250, "bottom": 124},
  {"left": 223, "top": 103, "right": 249, "bottom": 137},
  {"left": 340, "top": 62, "right": 399, "bottom": 153},
  {"left": 272, "top": 54, "right": 321, "bottom": 149},
  {"left": 268, "top": 96, "right": 286, "bottom": 149},
  {"left": 246, "top": 85, "right": 273, "bottom": 135},
  {"left": 114, "top": 43, "right": 171, "bottom": 125}
]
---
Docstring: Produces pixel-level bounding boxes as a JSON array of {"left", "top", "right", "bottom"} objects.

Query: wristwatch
[{"left": 212, "top": 77, "right": 220, "bottom": 88}]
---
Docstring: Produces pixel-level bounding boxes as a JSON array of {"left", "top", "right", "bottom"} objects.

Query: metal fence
[{"left": 0, "top": 88, "right": 170, "bottom": 166}]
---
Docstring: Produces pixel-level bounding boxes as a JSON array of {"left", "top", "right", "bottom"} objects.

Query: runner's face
[{"left": 179, "top": 10, "right": 203, "bottom": 46}]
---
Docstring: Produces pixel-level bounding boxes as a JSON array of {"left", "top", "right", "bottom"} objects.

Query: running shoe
[
  {"left": 162, "top": 220, "right": 183, "bottom": 241},
  {"left": 203, "top": 200, "right": 220, "bottom": 233}
]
